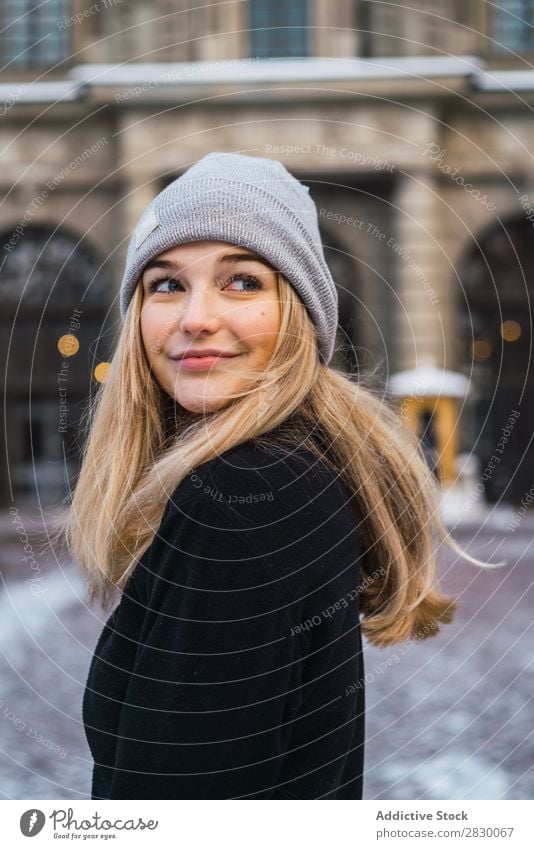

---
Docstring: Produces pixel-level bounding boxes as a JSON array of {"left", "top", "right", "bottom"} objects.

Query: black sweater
[{"left": 82, "top": 439, "right": 365, "bottom": 799}]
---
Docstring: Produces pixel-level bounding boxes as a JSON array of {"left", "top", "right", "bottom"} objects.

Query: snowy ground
[
  {"left": 0, "top": 507, "right": 532, "bottom": 800},
  {"left": 364, "top": 514, "right": 534, "bottom": 800}
]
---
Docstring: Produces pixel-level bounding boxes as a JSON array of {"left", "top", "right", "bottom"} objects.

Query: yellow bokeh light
[
  {"left": 57, "top": 334, "right": 79, "bottom": 357},
  {"left": 94, "top": 362, "right": 110, "bottom": 383},
  {"left": 473, "top": 339, "right": 492, "bottom": 361},
  {"left": 500, "top": 320, "right": 521, "bottom": 342}
]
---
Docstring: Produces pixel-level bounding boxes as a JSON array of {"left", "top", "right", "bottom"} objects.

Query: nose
[{"left": 178, "top": 286, "right": 222, "bottom": 335}]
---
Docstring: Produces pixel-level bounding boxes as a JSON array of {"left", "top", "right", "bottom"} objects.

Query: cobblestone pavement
[
  {"left": 364, "top": 517, "right": 534, "bottom": 800},
  {"left": 0, "top": 509, "right": 532, "bottom": 799}
]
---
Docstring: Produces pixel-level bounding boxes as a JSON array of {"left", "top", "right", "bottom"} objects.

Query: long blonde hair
[{"left": 50, "top": 272, "right": 496, "bottom": 647}]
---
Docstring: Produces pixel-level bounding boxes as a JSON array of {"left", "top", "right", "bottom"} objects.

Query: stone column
[
  {"left": 390, "top": 173, "right": 456, "bottom": 372},
  {"left": 114, "top": 177, "right": 159, "bottom": 317}
]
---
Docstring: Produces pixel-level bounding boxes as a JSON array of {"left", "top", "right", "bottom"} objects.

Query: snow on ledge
[{"left": 67, "top": 55, "right": 485, "bottom": 86}]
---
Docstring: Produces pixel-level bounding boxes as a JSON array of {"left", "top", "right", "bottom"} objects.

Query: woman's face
[{"left": 140, "top": 240, "right": 281, "bottom": 412}]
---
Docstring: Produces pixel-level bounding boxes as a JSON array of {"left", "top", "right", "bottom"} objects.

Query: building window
[
  {"left": 2, "top": 0, "right": 69, "bottom": 68},
  {"left": 494, "top": 0, "right": 534, "bottom": 52},
  {"left": 359, "top": 0, "right": 373, "bottom": 57},
  {"left": 248, "top": 0, "right": 309, "bottom": 58}
]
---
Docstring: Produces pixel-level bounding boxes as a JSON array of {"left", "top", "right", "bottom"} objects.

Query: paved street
[
  {"left": 0, "top": 507, "right": 532, "bottom": 800},
  {"left": 364, "top": 513, "right": 534, "bottom": 800}
]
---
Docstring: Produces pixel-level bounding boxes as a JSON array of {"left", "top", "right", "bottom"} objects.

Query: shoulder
[
  {"left": 141, "top": 439, "right": 363, "bottom": 618},
  {"left": 160, "top": 439, "right": 360, "bottom": 569},
  {"left": 168, "top": 439, "right": 354, "bottom": 521}
]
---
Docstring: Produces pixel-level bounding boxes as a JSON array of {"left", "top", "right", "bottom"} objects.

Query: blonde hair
[{"left": 49, "top": 272, "right": 497, "bottom": 647}]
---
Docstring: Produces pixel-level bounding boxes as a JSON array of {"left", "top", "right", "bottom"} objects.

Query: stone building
[{"left": 1, "top": 0, "right": 533, "bottom": 505}]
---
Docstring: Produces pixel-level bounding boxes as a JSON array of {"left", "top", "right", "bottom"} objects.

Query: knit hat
[{"left": 119, "top": 152, "right": 339, "bottom": 364}]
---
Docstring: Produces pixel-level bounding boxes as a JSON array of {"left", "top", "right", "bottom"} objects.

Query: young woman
[{"left": 57, "top": 152, "right": 484, "bottom": 800}]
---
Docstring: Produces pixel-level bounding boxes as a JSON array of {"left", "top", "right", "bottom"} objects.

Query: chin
[{"left": 176, "top": 395, "right": 231, "bottom": 414}]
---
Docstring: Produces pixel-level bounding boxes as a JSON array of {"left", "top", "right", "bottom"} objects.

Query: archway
[
  {"left": 458, "top": 215, "right": 533, "bottom": 504},
  {"left": 322, "top": 235, "right": 360, "bottom": 376},
  {"left": 1, "top": 225, "right": 113, "bottom": 506}
]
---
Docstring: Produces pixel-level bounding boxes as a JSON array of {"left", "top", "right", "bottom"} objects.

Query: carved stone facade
[{"left": 2, "top": 1, "right": 534, "bottom": 504}]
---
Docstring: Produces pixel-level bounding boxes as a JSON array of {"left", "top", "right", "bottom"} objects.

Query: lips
[
  {"left": 173, "top": 351, "right": 238, "bottom": 360},
  {"left": 171, "top": 351, "right": 241, "bottom": 372}
]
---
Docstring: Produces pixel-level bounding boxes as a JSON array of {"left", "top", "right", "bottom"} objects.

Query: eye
[
  {"left": 145, "top": 273, "right": 263, "bottom": 295},
  {"left": 146, "top": 276, "right": 182, "bottom": 294},
  {"left": 223, "top": 274, "right": 262, "bottom": 293}
]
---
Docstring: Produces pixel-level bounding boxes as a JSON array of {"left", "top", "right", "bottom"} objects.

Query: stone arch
[
  {"left": 1, "top": 222, "right": 111, "bottom": 312},
  {"left": 1, "top": 224, "right": 114, "bottom": 505},
  {"left": 457, "top": 214, "right": 533, "bottom": 504},
  {"left": 321, "top": 229, "right": 361, "bottom": 375}
]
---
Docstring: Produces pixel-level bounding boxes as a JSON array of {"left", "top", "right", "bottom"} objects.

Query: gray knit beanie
[{"left": 119, "top": 152, "right": 338, "bottom": 364}]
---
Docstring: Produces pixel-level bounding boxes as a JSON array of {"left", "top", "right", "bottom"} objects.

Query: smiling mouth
[{"left": 173, "top": 353, "right": 241, "bottom": 371}]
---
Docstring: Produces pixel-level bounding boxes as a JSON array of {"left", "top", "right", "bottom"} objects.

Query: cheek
[
  {"left": 140, "top": 312, "right": 154, "bottom": 358},
  {"left": 140, "top": 306, "right": 168, "bottom": 357},
  {"left": 236, "top": 302, "right": 280, "bottom": 343}
]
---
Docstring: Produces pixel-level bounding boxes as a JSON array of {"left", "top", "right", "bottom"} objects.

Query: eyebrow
[{"left": 142, "top": 251, "right": 276, "bottom": 276}]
